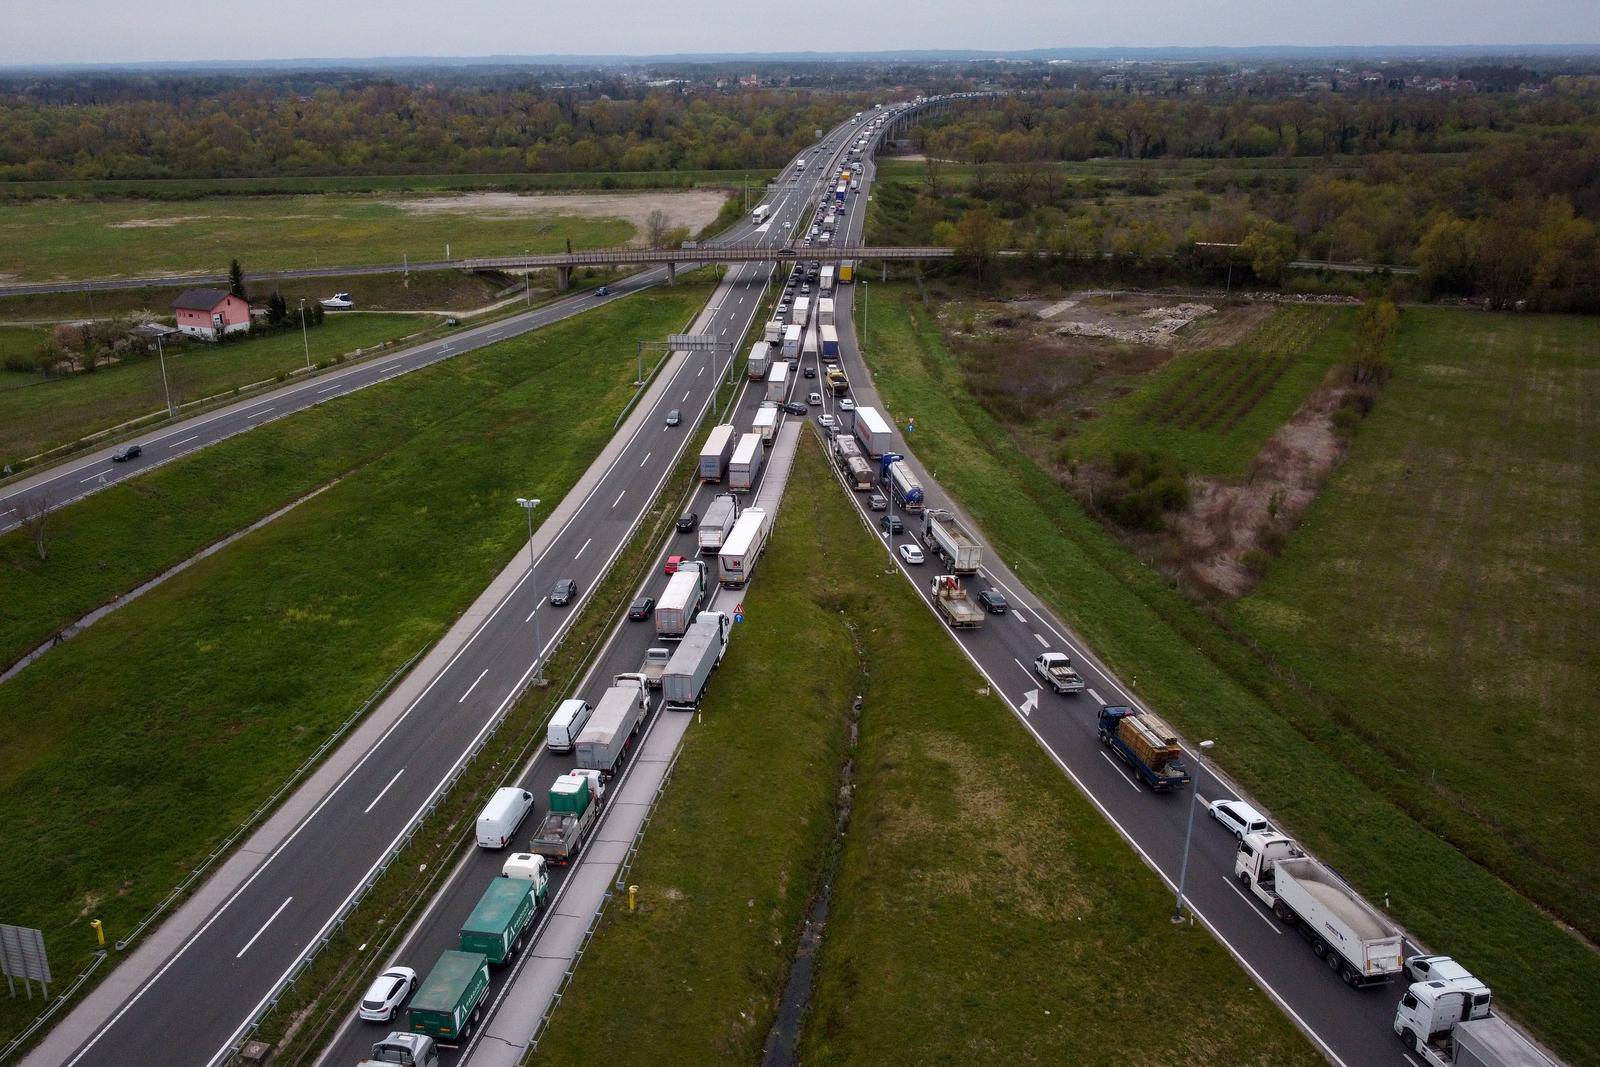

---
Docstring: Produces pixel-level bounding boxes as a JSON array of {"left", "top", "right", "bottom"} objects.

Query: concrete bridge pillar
[
  {"left": 666, "top": 260, "right": 676, "bottom": 285},
  {"left": 556, "top": 265, "right": 572, "bottom": 292}
]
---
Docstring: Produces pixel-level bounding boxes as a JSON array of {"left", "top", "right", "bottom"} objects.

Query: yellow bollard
[
  {"left": 90, "top": 919, "right": 104, "bottom": 947},
  {"left": 628, "top": 885, "right": 638, "bottom": 913}
]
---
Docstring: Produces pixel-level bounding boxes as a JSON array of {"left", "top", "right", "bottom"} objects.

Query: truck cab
[
  {"left": 1395, "top": 979, "right": 1495, "bottom": 1050},
  {"left": 1232, "top": 832, "right": 1304, "bottom": 904},
  {"left": 360, "top": 1032, "right": 438, "bottom": 1067}
]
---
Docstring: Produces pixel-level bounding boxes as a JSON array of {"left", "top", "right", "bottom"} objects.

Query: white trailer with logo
[{"left": 718, "top": 507, "right": 770, "bottom": 588}]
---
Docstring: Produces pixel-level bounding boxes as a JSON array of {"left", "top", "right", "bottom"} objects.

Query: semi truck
[
  {"left": 1034, "top": 652, "right": 1085, "bottom": 695},
  {"left": 819, "top": 324, "right": 840, "bottom": 359},
  {"left": 458, "top": 876, "right": 540, "bottom": 966},
  {"left": 407, "top": 951, "right": 490, "bottom": 1042},
  {"left": 854, "top": 406, "right": 892, "bottom": 456},
  {"left": 881, "top": 454, "right": 925, "bottom": 511},
  {"left": 360, "top": 1033, "right": 438, "bottom": 1067},
  {"left": 801, "top": 328, "right": 819, "bottom": 366},
  {"left": 825, "top": 366, "right": 849, "bottom": 395},
  {"left": 663, "top": 612, "right": 732, "bottom": 710},
  {"left": 818, "top": 297, "right": 836, "bottom": 326},
  {"left": 921, "top": 508, "right": 981, "bottom": 573},
  {"left": 698, "top": 424, "right": 736, "bottom": 482},
  {"left": 718, "top": 507, "right": 770, "bottom": 588},
  {"left": 752, "top": 402, "right": 780, "bottom": 443},
  {"left": 791, "top": 296, "right": 811, "bottom": 327},
  {"left": 820, "top": 265, "right": 835, "bottom": 292},
  {"left": 1233, "top": 831, "right": 1405, "bottom": 986},
  {"left": 929, "top": 574, "right": 986, "bottom": 628},
  {"left": 697, "top": 493, "right": 738, "bottom": 554},
  {"left": 573, "top": 676, "right": 649, "bottom": 777},
  {"left": 1394, "top": 982, "right": 1551, "bottom": 1066},
  {"left": 528, "top": 772, "right": 601, "bottom": 864},
  {"left": 747, "top": 340, "right": 771, "bottom": 381},
  {"left": 766, "top": 360, "right": 791, "bottom": 403},
  {"left": 1097, "top": 706, "right": 1192, "bottom": 792},
  {"left": 729, "top": 432, "right": 766, "bottom": 492},
  {"left": 832, "top": 434, "right": 875, "bottom": 490},
  {"left": 751, "top": 204, "right": 772, "bottom": 225},
  {"left": 782, "top": 324, "right": 802, "bottom": 360},
  {"left": 637, "top": 646, "right": 671, "bottom": 688},
  {"left": 656, "top": 559, "right": 709, "bottom": 638},
  {"left": 763, "top": 320, "right": 783, "bottom": 344},
  {"left": 840, "top": 262, "right": 854, "bottom": 283}
]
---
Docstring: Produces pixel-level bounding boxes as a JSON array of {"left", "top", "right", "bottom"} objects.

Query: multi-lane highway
[{"left": 28, "top": 109, "right": 880, "bottom": 1067}]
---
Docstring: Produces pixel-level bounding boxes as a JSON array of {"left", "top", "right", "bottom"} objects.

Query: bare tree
[
  {"left": 14, "top": 491, "right": 53, "bottom": 561},
  {"left": 645, "top": 209, "right": 672, "bottom": 249}
]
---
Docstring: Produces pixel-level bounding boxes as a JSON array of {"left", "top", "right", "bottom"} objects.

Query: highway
[{"left": 32, "top": 108, "right": 882, "bottom": 1067}]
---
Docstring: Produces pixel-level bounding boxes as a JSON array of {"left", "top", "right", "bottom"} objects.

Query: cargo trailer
[
  {"left": 698, "top": 424, "right": 737, "bottom": 482},
  {"left": 820, "top": 265, "right": 835, "bottom": 292},
  {"left": 655, "top": 559, "right": 709, "bottom": 638},
  {"left": 818, "top": 297, "right": 836, "bottom": 326},
  {"left": 407, "top": 951, "right": 490, "bottom": 1042},
  {"left": 663, "top": 612, "right": 731, "bottom": 710},
  {"left": 791, "top": 296, "right": 811, "bottom": 327},
  {"left": 458, "top": 877, "right": 539, "bottom": 966},
  {"left": 921, "top": 508, "right": 981, "bottom": 573},
  {"left": 747, "top": 341, "right": 771, "bottom": 381},
  {"left": 782, "top": 324, "right": 802, "bottom": 360},
  {"left": 765, "top": 361, "right": 790, "bottom": 404},
  {"left": 854, "top": 406, "right": 892, "bottom": 456},
  {"left": 573, "top": 678, "right": 648, "bottom": 777},
  {"left": 801, "top": 329, "right": 819, "bottom": 365},
  {"left": 729, "top": 432, "right": 765, "bottom": 492},
  {"left": 718, "top": 507, "right": 770, "bottom": 588},
  {"left": 753, "top": 402, "right": 780, "bottom": 443},
  {"left": 696, "top": 494, "right": 738, "bottom": 554},
  {"left": 819, "top": 324, "right": 840, "bottom": 359}
]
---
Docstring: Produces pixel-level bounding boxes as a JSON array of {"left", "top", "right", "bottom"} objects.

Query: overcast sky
[{"left": 3, "top": 0, "right": 1595, "bottom": 65}]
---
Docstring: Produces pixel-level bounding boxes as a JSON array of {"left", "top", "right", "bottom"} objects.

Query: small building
[{"left": 171, "top": 288, "right": 249, "bottom": 341}]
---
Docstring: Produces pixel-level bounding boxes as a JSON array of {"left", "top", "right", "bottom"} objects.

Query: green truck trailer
[
  {"left": 458, "top": 876, "right": 543, "bottom": 966},
  {"left": 407, "top": 951, "right": 490, "bottom": 1042}
]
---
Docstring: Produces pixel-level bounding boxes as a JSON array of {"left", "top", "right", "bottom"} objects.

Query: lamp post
[
  {"left": 298, "top": 299, "right": 310, "bottom": 370},
  {"left": 516, "top": 497, "right": 545, "bottom": 685},
  {"left": 1171, "top": 738, "right": 1216, "bottom": 923},
  {"left": 155, "top": 334, "right": 175, "bottom": 417}
]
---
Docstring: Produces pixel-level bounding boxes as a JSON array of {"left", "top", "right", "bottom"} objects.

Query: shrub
[
  {"left": 4, "top": 354, "right": 38, "bottom": 374},
  {"left": 1240, "top": 548, "right": 1271, "bottom": 575},
  {"left": 1258, "top": 525, "right": 1289, "bottom": 556}
]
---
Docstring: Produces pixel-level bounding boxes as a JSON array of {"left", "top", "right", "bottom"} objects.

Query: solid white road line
[
  {"left": 318, "top": 384, "right": 341, "bottom": 394},
  {"left": 639, "top": 451, "right": 652, "bottom": 467},
  {"left": 167, "top": 435, "right": 199, "bottom": 448},
  {"left": 1033, "top": 632, "right": 1049, "bottom": 648},
  {"left": 80, "top": 470, "right": 112, "bottom": 484},
  {"left": 575, "top": 536, "right": 592, "bottom": 559},
  {"left": 363, "top": 770, "right": 404, "bottom": 815},
  {"left": 235, "top": 897, "right": 293, "bottom": 959},
  {"left": 458, "top": 668, "right": 489, "bottom": 704},
  {"left": 247, "top": 406, "right": 274, "bottom": 419},
  {"left": 1100, "top": 751, "right": 1141, "bottom": 791},
  {"left": 1012, "top": 658, "right": 1036, "bottom": 686}
]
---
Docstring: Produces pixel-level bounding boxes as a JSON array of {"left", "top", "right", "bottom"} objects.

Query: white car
[
  {"left": 898, "top": 543, "right": 925, "bottom": 565},
  {"left": 358, "top": 965, "right": 418, "bottom": 1022},
  {"left": 838, "top": 398, "right": 856, "bottom": 411},
  {"left": 808, "top": 391, "right": 822, "bottom": 406},
  {"left": 818, "top": 414, "right": 836, "bottom": 428},
  {"left": 1207, "top": 799, "right": 1271, "bottom": 840}
]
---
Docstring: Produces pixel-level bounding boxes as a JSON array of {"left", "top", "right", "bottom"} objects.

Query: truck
[
  {"left": 791, "top": 296, "right": 811, "bottom": 327},
  {"left": 1097, "top": 706, "right": 1191, "bottom": 792},
  {"left": 1233, "top": 832, "right": 1404, "bottom": 986},
  {"left": 782, "top": 324, "right": 802, "bottom": 360},
  {"left": 698, "top": 424, "right": 736, "bottom": 482},
  {"left": 359, "top": 1033, "right": 438, "bottom": 1067},
  {"left": 820, "top": 265, "right": 835, "bottom": 292},
  {"left": 839, "top": 261, "right": 854, "bottom": 284},
  {"left": 729, "top": 432, "right": 765, "bottom": 492},
  {"left": 921, "top": 508, "right": 981, "bottom": 572},
  {"left": 637, "top": 646, "right": 671, "bottom": 688},
  {"left": 747, "top": 340, "right": 771, "bottom": 381},
  {"left": 1034, "top": 652, "right": 1085, "bottom": 695},
  {"left": 528, "top": 773, "right": 600, "bottom": 864},
  {"left": 802, "top": 328, "right": 819, "bottom": 366},
  {"left": 881, "top": 454, "right": 924, "bottom": 511},
  {"left": 766, "top": 360, "right": 790, "bottom": 403},
  {"left": 763, "top": 319, "right": 783, "bottom": 344},
  {"left": 832, "top": 434, "right": 875, "bottom": 490},
  {"left": 835, "top": 182, "right": 847, "bottom": 203},
  {"left": 751, "top": 204, "right": 772, "bottom": 225},
  {"left": 407, "top": 951, "right": 490, "bottom": 1042},
  {"left": 696, "top": 493, "right": 738, "bottom": 554},
  {"left": 929, "top": 574, "right": 986, "bottom": 629},
  {"left": 818, "top": 296, "right": 836, "bottom": 326},
  {"left": 819, "top": 324, "right": 840, "bottom": 359},
  {"left": 752, "top": 402, "right": 780, "bottom": 443},
  {"left": 718, "top": 507, "right": 770, "bottom": 588},
  {"left": 854, "top": 406, "right": 892, "bottom": 456},
  {"left": 573, "top": 676, "right": 649, "bottom": 777},
  {"left": 656, "top": 558, "right": 709, "bottom": 638},
  {"left": 826, "top": 366, "right": 849, "bottom": 395},
  {"left": 458, "top": 875, "right": 541, "bottom": 965},
  {"left": 1394, "top": 983, "right": 1551, "bottom": 1067},
  {"left": 663, "top": 612, "right": 731, "bottom": 710}
]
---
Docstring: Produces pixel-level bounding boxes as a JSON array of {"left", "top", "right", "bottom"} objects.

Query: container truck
[
  {"left": 663, "top": 612, "right": 731, "bottom": 710},
  {"left": 637, "top": 646, "right": 671, "bottom": 688},
  {"left": 765, "top": 362, "right": 790, "bottom": 404},
  {"left": 791, "top": 296, "right": 811, "bottom": 327},
  {"left": 751, "top": 204, "right": 772, "bottom": 225},
  {"left": 1034, "top": 652, "right": 1085, "bottom": 694},
  {"left": 1097, "top": 706, "right": 1191, "bottom": 792},
  {"left": 407, "top": 951, "right": 490, "bottom": 1042},
  {"left": 752, "top": 402, "right": 780, "bottom": 443},
  {"left": 573, "top": 677, "right": 648, "bottom": 778},
  {"left": 802, "top": 329, "right": 819, "bottom": 366},
  {"left": 359, "top": 1033, "right": 437, "bottom": 1067},
  {"left": 718, "top": 507, "right": 770, "bottom": 588},
  {"left": 835, "top": 182, "right": 847, "bottom": 203},
  {"left": 881, "top": 454, "right": 925, "bottom": 511},
  {"left": 747, "top": 340, "right": 771, "bottom": 381},
  {"left": 1394, "top": 983, "right": 1550, "bottom": 1067},
  {"left": 819, "top": 325, "right": 840, "bottom": 359},
  {"left": 698, "top": 424, "right": 736, "bottom": 482},
  {"left": 821, "top": 265, "right": 836, "bottom": 292},
  {"left": 763, "top": 320, "right": 783, "bottom": 344},
  {"left": 929, "top": 574, "right": 986, "bottom": 629},
  {"left": 921, "top": 508, "right": 980, "bottom": 572},
  {"left": 697, "top": 494, "right": 738, "bottom": 554},
  {"left": 854, "top": 406, "right": 892, "bottom": 456},
  {"left": 729, "top": 432, "right": 765, "bottom": 492},
  {"left": 818, "top": 297, "right": 836, "bottom": 326},
  {"left": 781, "top": 324, "right": 802, "bottom": 360},
  {"left": 1234, "top": 832, "right": 1405, "bottom": 986},
  {"left": 655, "top": 558, "right": 709, "bottom": 638},
  {"left": 528, "top": 773, "right": 600, "bottom": 864},
  {"left": 458, "top": 876, "right": 540, "bottom": 965}
]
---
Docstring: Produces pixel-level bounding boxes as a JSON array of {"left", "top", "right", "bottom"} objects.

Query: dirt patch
[
  {"left": 397, "top": 190, "right": 729, "bottom": 246},
  {"left": 108, "top": 215, "right": 224, "bottom": 229}
]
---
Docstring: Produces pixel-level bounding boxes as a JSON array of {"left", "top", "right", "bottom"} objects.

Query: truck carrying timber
[
  {"left": 929, "top": 574, "right": 985, "bottom": 629},
  {"left": 881, "top": 454, "right": 924, "bottom": 510},
  {"left": 765, "top": 361, "right": 790, "bottom": 404},
  {"left": 663, "top": 612, "right": 731, "bottom": 710},
  {"left": 718, "top": 507, "right": 770, "bottom": 588},
  {"left": 655, "top": 559, "right": 709, "bottom": 638},
  {"left": 407, "top": 951, "right": 490, "bottom": 1042},
  {"left": 458, "top": 876, "right": 541, "bottom": 965},
  {"left": 729, "top": 432, "right": 766, "bottom": 492},
  {"left": 747, "top": 340, "right": 771, "bottom": 381},
  {"left": 528, "top": 773, "right": 600, "bottom": 864},
  {"left": 1233, "top": 832, "right": 1404, "bottom": 987},
  {"left": 696, "top": 494, "right": 738, "bottom": 554},
  {"left": 573, "top": 677, "right": 648, "bottom": 778},
  {"left": 698, "top": 424, "right": 737, "bottom": 482},
  {"left": 1097, "top": 706, "right": 1191, "bottom": 792},
  {"left": 853, "top": 406, "right": 892, "bottom": 456},
  {"left": 752, "top": 402, "right": 780, "bottom": 443},
  {"left": 921, "top": 508, "right": 981, "bottom": 573}
]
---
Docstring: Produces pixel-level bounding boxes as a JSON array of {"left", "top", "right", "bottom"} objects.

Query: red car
[{"left": 664, "top": 555, "right": 684, "bottom": 575}]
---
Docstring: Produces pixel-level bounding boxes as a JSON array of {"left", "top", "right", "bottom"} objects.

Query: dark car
[
  {"left": 665, "top": 409, "right": 682, "bottom": 427},
  {"left": 777, "top": 247, "right": 798, "bottom": 257},
  {"left": 782, "top": 401, "right": 808, "bottom": 416},
  {"left": 676, "top": 511, "right": 699, "bottom": 533},
  {"left": 549, "top": 578, "right": 578, "bottom": 606},
  {"left": 627, "top": 595, "right": 655, "bottom": 621},
  {"left": 880, "top": 513, "right": 903, "bottom": 535},
  {"left": 112, "top": 443, "right": 143, "bottom": 462},
  {"left": 976, "top": 588, "right": 1009, "bottom": 614},
  {"left": 803, "top": 365, "right": 816, "bottom": 378},
  {"left": 595, "top": 285, "right": 612, "bottom": 297}
]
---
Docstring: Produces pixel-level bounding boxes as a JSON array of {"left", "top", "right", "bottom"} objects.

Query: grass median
[
  {"left": 0, "top": 283, "right": 710, "bottom": 1046},
  {"left": 531, "top": 434, "right": 1316, "bottom": 1064},
  {"left": 857, "top": 286, "right": 1600, "bottom": 1063}
]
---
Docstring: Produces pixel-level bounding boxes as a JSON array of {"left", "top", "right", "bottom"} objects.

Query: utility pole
[
  {"left": 156, "top": 334, "right": 175, "bottom": 417},
  {"left": 298, "top": 299, "right": 311, "bottom": 370}
]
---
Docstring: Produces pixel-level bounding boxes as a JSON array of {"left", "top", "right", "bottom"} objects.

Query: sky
[{"left": 2, "top": 0, "right": 1595, "bottom": 65}]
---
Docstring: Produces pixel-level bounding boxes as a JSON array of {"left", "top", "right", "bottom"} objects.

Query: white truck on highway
[
  {"left": 663, "top": 611, "right": 731, "bottom": 710},
  {"left": 753, "top": 401, "right": 780, "bottom": 443},
  {"left": 921, "top": 508, "right": 981, "bottom": 573},
  {"left": 1234, "top": 832, "right": 1405, "bottom": 987},
  {"left": 574, "top": 675, "right": 649, "bottom": 778},
  {"left": 718, "top": 506, "right": 770, "bottom": 588},
  {"left": 854, "top": 406, "right": 892, "bottom": 457},
  {"left": 929, "top": 574, "right": 985, "bottom": 629},
  {"left": 699, "top": 424, "right": 737, "bottom": 482},
  {"left": 1394, "top": 977, "right": 1552, "bottom": 1067},
  {"left": 655, "top": 558, "right": 709, "bottom": 639},
  {"left": 729, "top": 432, "right": 765, "bottom": 492},
  {"left": 751, "top": 204, "right": 772, "bottom": 225},
  {"left": 747, "top": 340, "right": 771, "bottom": 381},
  {"left": 697, "top": 493, "right": 738, "bottom": 554},
  {"left": 1034, "top": 652, "right": 1085, "bottom": 694},
  {"left": 637, "top": 647, "right": 671, "bottom": 689},
  {"left": 818, "top": 296, "right": 836, "bottom": 326}
]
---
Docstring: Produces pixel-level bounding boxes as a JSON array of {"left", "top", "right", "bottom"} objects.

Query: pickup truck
[
  {"left": 638, "top": 647, "right": 670, "bottom": 689},
  {"left": 1034, "top": 652, "right": 1085, "bottom": 695},
  {"left": 1097, "top": 706, "right": 1190, "bottom": 792}
]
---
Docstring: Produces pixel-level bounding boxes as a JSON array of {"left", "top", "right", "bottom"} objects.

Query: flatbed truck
[
  {"left": 1097, "top": 706, "right": 1191, "bottom": 791},
  {"left": 929, "top": 574, "right": 985, "bottom": 628}
]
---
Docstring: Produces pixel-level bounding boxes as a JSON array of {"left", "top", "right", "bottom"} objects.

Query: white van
[
  {"left": 475, "top": 787, "right": 535, "bottom": 849},
  {"left": 547, "top": 698, "right": 592, "bottom": 753},
  {"left": 1208, "top": 798, "right": 1272, "bottom": 840}
]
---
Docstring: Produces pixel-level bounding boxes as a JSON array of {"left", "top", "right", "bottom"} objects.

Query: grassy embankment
[
  {"left": 857, "top": 286, "right": 1600, "bottom": 1064},
  {"left": 531, "top": 434, "right": 1317, "bottom": 1065},
  {"left": 0, "top": 313, "right": 430, "bottom": 465},
  {"left": 0, "top": 284, "right": 710, "bottom": 1043}
]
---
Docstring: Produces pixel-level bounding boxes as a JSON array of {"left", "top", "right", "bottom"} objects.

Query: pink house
[{"left": 172, "top": 288, "right": 250, "bottom": 341}]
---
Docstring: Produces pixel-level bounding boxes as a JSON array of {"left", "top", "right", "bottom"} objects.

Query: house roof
[{"left": 171, "top": 287, "right": 234, "bottom": 312}]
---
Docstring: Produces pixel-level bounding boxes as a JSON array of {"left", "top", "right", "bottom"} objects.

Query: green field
[
  {"left": 857, "top": 286, "right": 1600, "bottom": 1063},
  {"left": 0, "top": 195, "right": 635, "bottom": 282},
  {"left": 0, "top": 283, "right": 708, "bottom": 1042},
  {"left": 533, "top": 434, "right": 1316, "bottom": 1065},
  {"left": 0, "top": 314, "right": 430, "bottom": 465}
]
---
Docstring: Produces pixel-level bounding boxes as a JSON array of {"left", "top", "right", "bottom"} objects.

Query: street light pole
[
  {"left": 155, "top": 334, "right": 175, "bottom": 417},
  {"left": 517, "top": 497, "right": 545, "bottom": 685},
  {"left": 1172, "top": 738, "right": 1216, "bottom": 923},
  {"left": 298, "top": 299, "right": 311, "bottom": 370}
]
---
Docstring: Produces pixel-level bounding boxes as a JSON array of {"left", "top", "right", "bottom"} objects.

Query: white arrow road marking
[
  {"left": 80, "top": 470, "right": 113, "bottom": 484},
  {"left": 236, "top": 897, "right": 292, "bottom": 959},
  {"left": 1019, "top": 688, "right": 1040, "bottom": 717}
]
